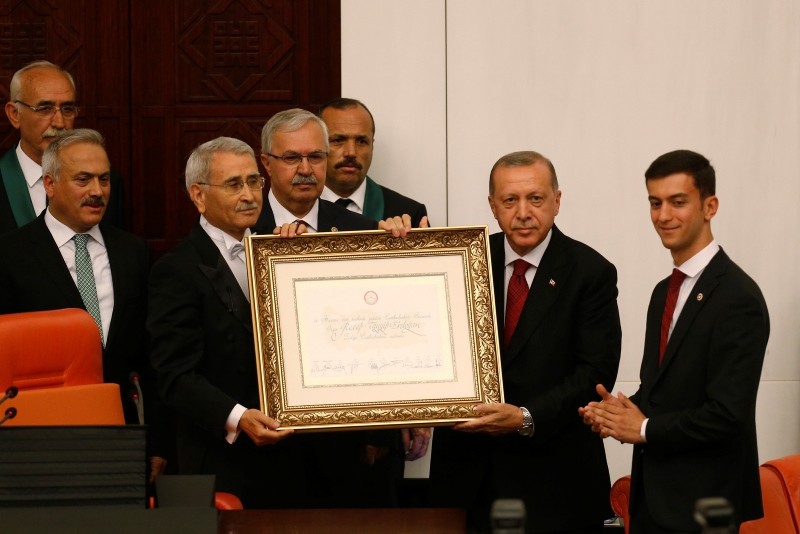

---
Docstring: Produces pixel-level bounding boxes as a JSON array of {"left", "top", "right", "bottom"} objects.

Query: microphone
[
  {"left": 0, "top": 385, "right": 19, "bottom": 406},
  {"left": 0, "top": 406, "right": 17, "bottom": 425},
  {"left": 129, "top": 372, "right": 145, "bottom": 425}
]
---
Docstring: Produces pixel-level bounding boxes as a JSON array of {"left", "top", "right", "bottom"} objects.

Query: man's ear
[
  {"left": 704, "top": 195, "right": 719, "bottom": 221},
  {"left": 5, "top": 101, "right": 21, "bottom": 128},
  {"left": 188, "top": 184, "right": 206, "bottom": 214},
  {"left": 260, "top": 154, "right": 272, "bottom": 178},
  {"left": 43, "top": 173, "right": 56, "bottom": 197}
]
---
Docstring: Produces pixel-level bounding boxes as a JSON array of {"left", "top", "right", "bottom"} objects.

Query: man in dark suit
[
  {"left": 0, "top": 128, "right": 166, "bottom": 480},
  {"left": 148, "top": 136, "right": 302, "bottom": 507},
  {"left": 254, "top": 108, "right": 429, "bottom": 507},
  {"left": 1, "top": 61, "right": 123, "bottom": 235},
  {"left": 317, "top": 98, "right": 428, "bottom": 227},
  {"left": 581, "top": 150, "right": 769, "bottom": 533},
  {"left": 428, "top": 151, "right": 622, "bottom": 533}
]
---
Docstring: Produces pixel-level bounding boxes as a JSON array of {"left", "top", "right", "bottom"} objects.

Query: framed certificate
[{"left": 246, "top": 226, "right": 503, "bottom": 431}]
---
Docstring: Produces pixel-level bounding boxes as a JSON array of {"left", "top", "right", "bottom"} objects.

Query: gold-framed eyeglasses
[
  {"left": 15, "top": 100, "right": 80, "bottom": 119},
  {"left": 266, "top": 151, "right": 328, "bottom": 166},
  {"left": 198, "top": 176, "right": 265, "bottom": 195}
]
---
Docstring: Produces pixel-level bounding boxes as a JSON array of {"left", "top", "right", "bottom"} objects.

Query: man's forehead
[{"left": 22, "top": 69, "right": 76, "bottom": 100}]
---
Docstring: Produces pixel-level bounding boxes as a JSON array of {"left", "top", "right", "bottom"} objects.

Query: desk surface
[{"left": 218, "top": 508, "right": 466, "bottom": 533}]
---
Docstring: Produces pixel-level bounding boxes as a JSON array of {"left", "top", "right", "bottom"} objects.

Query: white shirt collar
[
  {"left": 267, "top": 189, "right": 319, "bottom": 232},
  {"left": 199, "top": 216, "right": 250, "bottom": 260},
  {"left": 44, "top": 208, "right": 105, "bottom": 248},
  {"left": 675, "top": 240, "right": 720, "bottom": 278},
  {"left": 504, "top": 228, "right": 553, "bottom": 268},
  {"left": 320, "top": 178, "right": 366, "bottom": 214},
  {"left": 16, "top": 142, "right": 42, "bottom": 188}
]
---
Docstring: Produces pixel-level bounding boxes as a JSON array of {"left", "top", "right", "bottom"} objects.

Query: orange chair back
[
  {"left": 610, "top": 475, "right": 631, "bottom": 534},
  {"left": 3, "top": 383, "right": 125, "bottom": 426},
  {"left": 740, "top": 463, "right": 798, "bottom": 533},
  {"left": 0, "top": 308, "right": 103, "bottom": 390}
]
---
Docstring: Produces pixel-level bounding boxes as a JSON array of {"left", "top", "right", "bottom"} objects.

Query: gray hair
[
  {"left": 185, "top": 136, "right": 256, "bottom": 190},
  {"left": 9, "top": 60, "right": 76, "bottom": 105},
  {"left": 42, "top": 129, "right": 105, "bottom": 180},
  {"left": 489, "top": 150, "right": 559, "bottom": 194},
  {"left": 260, "top": 108, "right": 329, "bottom": 154}
]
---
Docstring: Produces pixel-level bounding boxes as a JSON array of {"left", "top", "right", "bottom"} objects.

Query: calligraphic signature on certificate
[{"left": 293, "top": 273, "right": 457, "bottom": 388}]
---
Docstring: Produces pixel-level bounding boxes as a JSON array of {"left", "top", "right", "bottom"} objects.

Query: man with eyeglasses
[
  {"left": 319, "top": 98, "right": 428, "bottom": 228},
  {"left": 148, "top": 136, "right": 307, "bottom": 507},
  {"left": 253, "top": 109, "right": 430, "bottom": 507},
  {"left": 1, "top": 61, "right": 124, "bottom": 235}
]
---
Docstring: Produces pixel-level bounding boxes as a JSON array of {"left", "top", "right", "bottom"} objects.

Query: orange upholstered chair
[
  {"left": 214, "top": 492, "right": 244, "bottom": 510},
  {"left": 609, "top": 475, "right": 631, "bottom": 534},
  {"left": 0, "top": 308, "right": 103, "bottom": 390},
  {"left": 3, "top": 383, "right": 125, "bottom": 426},
  {"left": 762, "top": 455, "right": 800, "bottom": 527}
]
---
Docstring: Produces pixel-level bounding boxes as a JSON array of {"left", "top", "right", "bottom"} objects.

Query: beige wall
[{"left": 342, "top": 0, "right": 800, "bottom": 485}]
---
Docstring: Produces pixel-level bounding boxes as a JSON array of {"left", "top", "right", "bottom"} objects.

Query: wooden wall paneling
[{"left": 131, "top": 0, "right": 341, "bottom": 254}]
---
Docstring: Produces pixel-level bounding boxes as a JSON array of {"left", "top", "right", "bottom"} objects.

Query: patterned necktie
[
  {"left": 503, "top": 259, "right": 531, "bottom": 349},
  {"left": 335, "top": 198, "right": 353, "bottom": 209},
  {"left": 659, "top": 268, "right": 686, "bottom": 365},
  {"left": 73, "top": 234, "right": 104, "bottom": 346}
]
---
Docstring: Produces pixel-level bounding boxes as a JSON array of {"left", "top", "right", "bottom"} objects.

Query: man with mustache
[
  {"left": 0, "top": 129, "right": 167, "bottom": 482},
  {"left": 319, "top": 98, "right": 428, "bottom": 227},
  {"left": 428, "top": 151, "right": 621, "bottom": 533},
  {"left": 1, "top": 61, "right": 123, "bottom": 235},
  {"left": 253, "top": 109, "right": 430, "bottom": 507}
]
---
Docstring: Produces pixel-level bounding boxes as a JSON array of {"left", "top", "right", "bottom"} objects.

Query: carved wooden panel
[
  {"left": 131, "top": 0, "right": 341, "bottom": 253},
  {"left": 0, "top": 0, "right": 341, "bottom": 253}
]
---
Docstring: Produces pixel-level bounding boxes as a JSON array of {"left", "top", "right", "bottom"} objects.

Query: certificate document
[{"left": 247, "top": 226, "right": 503, "bottom": 431}]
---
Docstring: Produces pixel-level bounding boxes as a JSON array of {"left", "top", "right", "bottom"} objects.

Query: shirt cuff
[
  {"left": 225, "top": 404, "right": 247, "bottom": 444},
  {"left": 640, "top": 418, "right": 648, "bottom": 443}
]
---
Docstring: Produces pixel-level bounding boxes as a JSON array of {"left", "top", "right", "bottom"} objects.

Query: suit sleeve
[
  {"left": 644, "top": 289, "right": 768, "bottom": 452},
  {"left": 147, "top": 253, "right": 239, "bottom": 436},
  {"left": 528, "top": 258, "right": 622, "bottom": 444}
]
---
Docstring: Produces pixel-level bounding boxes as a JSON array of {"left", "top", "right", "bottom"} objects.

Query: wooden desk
[{"left": 218, "top": 508, "right": 466, "bottom": 533}]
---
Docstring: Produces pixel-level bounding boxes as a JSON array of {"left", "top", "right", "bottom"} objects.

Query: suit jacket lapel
[
  {"left": 656, "top": 249, "right": 728, "bottom": 375},
  {"left": 362, "top": 176, "right": 384, "bottom": 221},
  {"left": 0, "top": 148, "right": 36, "bottom": 227},
  {"left": 191, "top": 224, "right": 252, "bottom": 332},
  {"left": 28, "top": 215, "right": 84, "bottom": 305},
  {"left": 497, "top": 227, "right": 568, "bottom": 364}
]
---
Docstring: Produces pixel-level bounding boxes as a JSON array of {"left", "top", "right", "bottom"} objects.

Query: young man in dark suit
[
  {"left": 581, "top": 150, "right": 769, "bottom": 532},
  {"left": 318, "top": 98, "right": 428, "bottom": 227},
  {"left": 0, "top": 128, "right": 166, "bottom": 481},
  {"left": 428, "top": 151, "right": 622, "bottom": 533},
  {"left": 1, "top": 61, "right": 123, "bottom": 235}
]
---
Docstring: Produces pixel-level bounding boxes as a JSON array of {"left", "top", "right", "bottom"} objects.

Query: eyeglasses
[
  {"left": 15, "top": 100, "right": 80, "bottom": 119},
  {"left": 198, "top": 176, "right": 265, "bottom": 195},
  {"left": 266, "top": 151, "right": 328, "bottom": 166}
]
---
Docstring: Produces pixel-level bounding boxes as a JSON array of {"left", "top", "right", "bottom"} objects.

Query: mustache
[
  {"left": 334, "top": 157, "right": 362, "bottom": 170},
  {"left": 511, "top": 222, "right": 537, "bottom": 230},
  {"left": 291, "top": 174, "right": 318, "bottom": 185},
  {"left": 81, "top": 196, "right": 106, "bottom": 208},
  {"left": 43, "top": 127, "right": 70, "bottom": 139},
  {"left": 236, "top": 201, "right": 259, "bottom": 212}
]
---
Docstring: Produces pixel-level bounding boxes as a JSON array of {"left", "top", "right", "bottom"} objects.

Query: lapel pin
[
  {"left": 549, "top": 279, "right": 556, "bottom": 287},
  {"left": 696, "top": 293, "right": 703, "bottom": 301}
]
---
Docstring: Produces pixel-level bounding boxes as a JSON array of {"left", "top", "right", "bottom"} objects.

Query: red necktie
[
  {"left": 659, "top": 268, "right": 687, "bottom": 365},
  {"left": 504, "top": 259, "right": 531, "bottom": 349}
]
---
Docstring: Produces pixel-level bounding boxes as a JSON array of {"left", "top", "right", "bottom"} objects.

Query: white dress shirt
[
  {"left": 268, "top": 189, "right": 320, "bottom": 232},
  {"left": 320, "top": 179, "right": 367, "bottom": 215},
  {"left": 17, "top": 143, "right": 46, "bottom": 216},
  {"left": 502, "top": 229, "right": 552, "bottom": 321},
  {"left": 44, "top": 209, "right": 114, "bottom": 342}
]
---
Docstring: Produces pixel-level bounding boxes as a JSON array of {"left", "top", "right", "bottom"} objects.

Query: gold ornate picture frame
[{"left": 246, "top": 226, "right": 503, "bottom": 431}]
